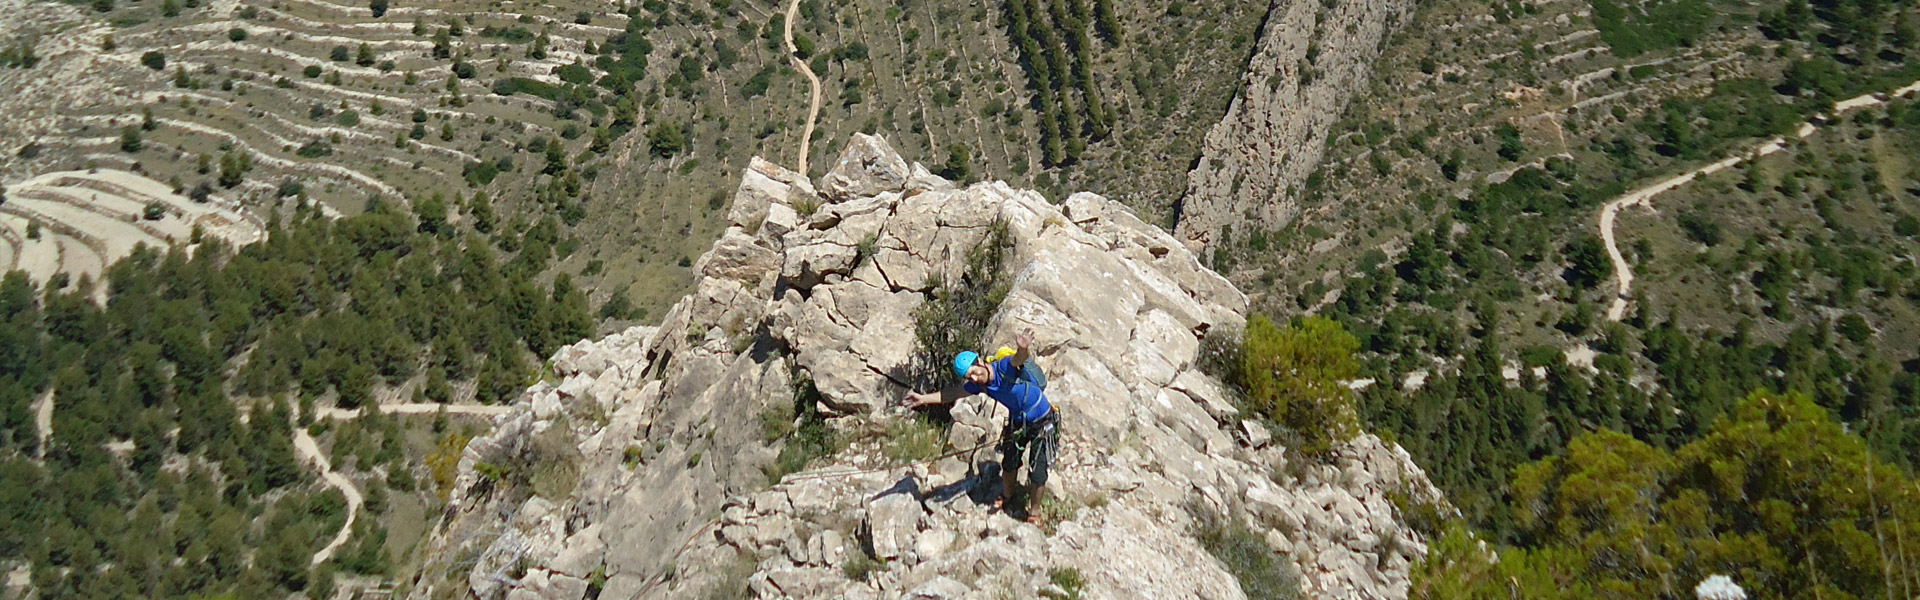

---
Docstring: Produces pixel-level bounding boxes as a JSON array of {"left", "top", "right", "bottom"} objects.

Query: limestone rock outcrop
[
  {"left": 1175, "top": 0, "right": 1417, "bottom": 249},
  {"left": 408, "top": 136, "right": 1446, "bottom": 600}
]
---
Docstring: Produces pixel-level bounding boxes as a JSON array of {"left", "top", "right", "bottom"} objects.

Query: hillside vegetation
[
  {"left": 1194, "top": 0, "right": 1920, "bottom": 594},
  {"left": 0, "top": 0, "right": 1273, "bottom": 321},
  {"left": 0, "top": 201, "right": 586, "bottom": 599}
]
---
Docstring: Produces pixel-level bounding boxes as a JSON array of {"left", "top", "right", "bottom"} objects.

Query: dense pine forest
[{"left": 0, "top": 199, "right": 590, "bottom": 599}]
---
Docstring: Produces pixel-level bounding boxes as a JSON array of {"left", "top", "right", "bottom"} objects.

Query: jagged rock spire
[{"left": 415, "top": 135, "right": 1446, "bottom": 600}]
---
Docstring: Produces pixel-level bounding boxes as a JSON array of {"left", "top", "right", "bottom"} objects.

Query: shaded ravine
[
  {"left": 1600, "top": 81, "right": 1920, "bottom": 322},
  {"left": 781, "top": 0, "right": 823, "bottom": 175}
]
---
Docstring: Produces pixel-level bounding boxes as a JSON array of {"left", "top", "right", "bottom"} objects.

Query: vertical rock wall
[{"left": 1175, "top": 0, "right": 1417, "bottom": 250}]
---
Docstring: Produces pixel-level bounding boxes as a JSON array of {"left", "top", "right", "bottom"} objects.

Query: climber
[{"left": 903, "top": 329, "right": 1059, "bottom": 522}]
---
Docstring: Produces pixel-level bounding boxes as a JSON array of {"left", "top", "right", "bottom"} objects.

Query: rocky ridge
[
  {"left": 1175, "top": 0, "right": 1417, "bottom": 248},
  {"left": 409, "top": 134, "right": 1445, "bottom": 600}
]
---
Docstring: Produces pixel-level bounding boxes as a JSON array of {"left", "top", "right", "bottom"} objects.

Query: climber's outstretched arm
[{"left": 904, "top": 383, "right": 971, "bottom": 409}]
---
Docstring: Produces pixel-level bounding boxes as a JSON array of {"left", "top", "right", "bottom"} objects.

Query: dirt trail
[
  {"left": 292, "top": 406, "right": 363, "bottom": 567},
  {"left": 314, "top": 403, "right": 513, "bottom": 420},
  {"left": 33, "top": 391, "right": 52, "bottom": 460},
  {"left": 294, "top": 402, "right": 505, "bottom": 567},
  {"left": 782, "top": 0, "right": 823, "bottom": 175},
  {"left": 1599, "top": 82, "right": 1920, "bottom": 321}
]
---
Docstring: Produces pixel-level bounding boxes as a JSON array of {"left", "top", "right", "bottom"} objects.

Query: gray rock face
[
  {"left": 409, "top": 136, "right": 1448, "bottom": 600},
  {"left": 819, "top": 133, "right": 912, "bottom": 202},
  {"left": 1174, "top": 0, "right": 1418, "bottom": 249}
]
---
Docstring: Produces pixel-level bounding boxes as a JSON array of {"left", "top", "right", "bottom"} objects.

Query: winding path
[
  {"left": 33, "top": 391, "right": 53, "bottom": 460},
  {"left": 293, "top": 402, "right": 511, "bottom": 567},
  {"left": 293, "top": 416, "right": 364, "bottom": 567},
  {"left": 782, "top": 0, "right": 823, "bottom": 175},
  {"left": 1599, "top": 81, "right": 1920, "bottom": 322}
]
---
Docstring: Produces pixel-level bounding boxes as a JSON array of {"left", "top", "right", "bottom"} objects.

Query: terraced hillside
[
  {"left": 0, "top": 168, "right": 261, "bottom": 298},
  {"left": 0, "top": 0, "right": 1315, "bottom": 318}
]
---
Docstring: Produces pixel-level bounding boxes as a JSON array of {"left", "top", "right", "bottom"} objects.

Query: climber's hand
[{"left": 1015, "top": 328, "right": 1034, "bottom": 351}]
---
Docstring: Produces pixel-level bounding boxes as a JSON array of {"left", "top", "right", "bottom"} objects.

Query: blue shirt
[{"left": 963, "top": 357, "right": 1051, "bottom": 422}]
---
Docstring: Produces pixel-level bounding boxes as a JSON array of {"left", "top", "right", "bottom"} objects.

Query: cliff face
[
  {"left": 1174, "top": 0, "right": 1416, "bottom": 249},
  {"left": 409, "top": 135, "right": 1445, "bottom": 600}
]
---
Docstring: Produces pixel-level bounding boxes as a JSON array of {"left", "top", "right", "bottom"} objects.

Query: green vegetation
[
  {"left": 1046, "top": 567, "right": 1086, "bottom": 600},
  {"left": 762, "top": 375, "right": 842, "bottom": 483},
  {"left": 1, "top": 40, "right": 41, "bottom": 69},
  {"left": 0, "top": 193, "right": 591, "bottom": 598},
  {"left": 1332, "top": 96, "right": 1920, "bottom": 534},
  {"left": 1586, "top": 0, "right": 1708, "bottom": 58},
  {"left": 1001, "top": 0, "right": 1114, "bottom": 165},
  {"left": 841, "top": 544, "right": 880, "bottom": 581},
  {"left": 882, "top": 414, "right": 945, "bottom": 462},
  {"left": 1415, "top": 392, "right": 1920, "bottom": 600},
  {"left": 1188, "top": 500, "right": 1303, "bottom": 599},
  {"left": 1237, "top": 315, "right": 1361, "bottom": 457},
  {"left": 119, "top": 126, "right": 142, "bottom": 153},
  {"left": 907, "top": 219, "right": 1013, "bottom": 390}
]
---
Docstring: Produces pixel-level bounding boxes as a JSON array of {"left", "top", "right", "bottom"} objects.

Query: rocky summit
[{"left": 409, "top": 134, "right": 1446, "bottom": 600}]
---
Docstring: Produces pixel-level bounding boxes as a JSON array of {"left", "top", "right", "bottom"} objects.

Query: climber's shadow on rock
[
  {"left": 869, "top": 474, "right": 922, "bottom": 503},
  {"left": 925, "top": 462, "right": 1005, "bottom": 509}
]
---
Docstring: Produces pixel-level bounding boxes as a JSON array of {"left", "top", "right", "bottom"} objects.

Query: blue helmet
[{"left": 952, "top": 351, "right": 979, "bottom": 379}]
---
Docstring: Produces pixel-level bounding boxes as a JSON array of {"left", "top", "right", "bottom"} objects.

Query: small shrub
[
  {"left": 1518, "top": 345, "right": 1559, "bottom": 368},
  {"left": 1035, "top": 491, "right": 1077, "bottom": 534},
  {"left": 1047, "top": 567, "right": 1086, "bottom": 600},
  {"left": 1388, "top": 489, "right": 1444, "bottom": 540},
  {"left": 764, "top": 375, "right": 841, "bottom": 483},
  {"left": 883, "top": 415, "right": 944, "bottom": 463},
  {"left": 1239, "top": 316, "right": 1359, "bottom": 457},
  {"left": 646, "top": 121, "right": 687, "bottom": 157},
  {"left": 140, "top": 51, "right": 165, "bottom": 70},
  {"left": 1195, "top": 325, "right": 1245, "bottom": 390},
  {"left": 296, "top": 139, "right": 332, "bottom": 158},
  {"left": 791, "top": 193, "right": 821, "bottom": 216},
  {"left": 1892, "top": 214, "right": 1919, "bottom": 237},
  {"left": 841, "top": 548, "right": 880, "bottom": 582},
  {"left": 906, "top": 219, "right": 1012, "bottom": 390},
  {"left": 227, "top": 28, "right": 247, "bottom": 42},
  {"left": 1189, "top": 500, "right": 1302, "bottom": 599},
  {"left": 425, "top": 431, "right": 473, "bottom": 500},
  {"left": 524, "top": 420, "right": 583, "bottom": 499},
  {"left": 853, "top": 232, "right": 878, "bottom": 267}
]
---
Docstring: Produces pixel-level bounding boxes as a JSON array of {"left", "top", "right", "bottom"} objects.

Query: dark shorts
[{"left": 998, "top": 409, "right": 1060, "bottom": 486}]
